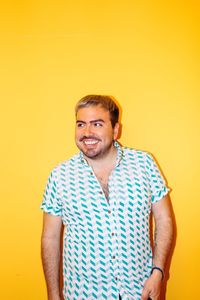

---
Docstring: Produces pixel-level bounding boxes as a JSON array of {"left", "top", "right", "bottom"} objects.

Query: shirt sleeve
[
  {"left": 40, "top": 168, "right": 62, "bottom": 216},
  {"left": 145, "top": 153, "right": 170, "bottom": 204}
]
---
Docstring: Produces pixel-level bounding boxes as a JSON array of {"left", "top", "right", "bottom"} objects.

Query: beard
[{"left": 76, "top": 136, "right": 114, "bottom": 160}]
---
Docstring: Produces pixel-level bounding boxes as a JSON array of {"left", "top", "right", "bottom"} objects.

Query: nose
[{"left": 83, "top": 124, "right": 93, "bottom": 137}]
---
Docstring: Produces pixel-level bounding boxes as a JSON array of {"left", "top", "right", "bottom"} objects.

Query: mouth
[{"left": 83, "top": 139, "right": 99, "bottom": 145}]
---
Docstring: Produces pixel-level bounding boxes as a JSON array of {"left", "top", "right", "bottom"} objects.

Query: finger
[{"left": 141, "top": 289, "right": 150, "bottom": 300}]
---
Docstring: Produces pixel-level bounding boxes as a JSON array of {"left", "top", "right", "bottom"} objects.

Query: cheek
[{"left": 75, "top": 130, "right": 81, "bottom": 140}]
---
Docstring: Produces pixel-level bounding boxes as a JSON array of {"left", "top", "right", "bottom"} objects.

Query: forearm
[
  {"left": 141, "top": 196, "right": 174, "bottom": 300},
  {"left": 153, "top": 214, "right": 173, "bottom": 270},
  {"left": 41, "top": 236, "right": 61, "bottom": 300}
]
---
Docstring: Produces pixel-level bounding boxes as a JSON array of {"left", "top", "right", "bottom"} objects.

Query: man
[{"left": 41, "top": 95, "right": 173, "bottom": 300}]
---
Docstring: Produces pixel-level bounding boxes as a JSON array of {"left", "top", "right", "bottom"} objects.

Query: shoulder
[
  {"left": 122, "top": 145, "right": 152, "bottom": 160},
  {"left": 48, "top": 152, "right": 80, "bottom": 177},
  {"left": 121, "top": 146, "right": 157, "bottom": 172}
]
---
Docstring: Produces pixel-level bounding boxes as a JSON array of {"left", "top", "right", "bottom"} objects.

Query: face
[{"left": 75, "top": 105, "right": 119, "bottom": 160}]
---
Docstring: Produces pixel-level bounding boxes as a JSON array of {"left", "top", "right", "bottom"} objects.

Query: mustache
[{"left": 79, "top": 136, "right": 101, "bottom": 142}]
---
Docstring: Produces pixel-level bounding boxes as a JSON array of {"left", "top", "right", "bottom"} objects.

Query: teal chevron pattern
[{"left": 41, "top": 142, "right": 169, "bottom": 300}]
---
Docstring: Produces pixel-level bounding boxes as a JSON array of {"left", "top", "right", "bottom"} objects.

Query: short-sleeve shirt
[{"left": 41, "top": 142, "right": 169, "bottom": 300}]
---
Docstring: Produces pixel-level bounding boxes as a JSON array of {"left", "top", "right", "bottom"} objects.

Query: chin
[{"left": 84, "top": 151, "right": 99, "bottom": 159}]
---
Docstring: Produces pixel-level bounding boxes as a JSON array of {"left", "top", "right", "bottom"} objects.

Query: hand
[{"left": 141, "top": 270, "right": 163, "bottom": 300}]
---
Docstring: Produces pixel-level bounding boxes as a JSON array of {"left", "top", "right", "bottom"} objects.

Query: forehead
[{"left": 76, "top": 105, "right": 110, "bottom": 121}]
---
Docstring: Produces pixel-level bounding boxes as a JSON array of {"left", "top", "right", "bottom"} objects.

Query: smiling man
[
  {"left": 41, "top": 95, "right": 173, "bottom": 300},
  {"left": 75, "top": 103, "right": 119, "bottom": 160}
]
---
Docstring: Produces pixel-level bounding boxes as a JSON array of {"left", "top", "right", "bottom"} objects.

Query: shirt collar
[
  {"left": 79, "top": 141, "right": 124, "bottom": 167},
  {"left": 114, "top": 141, "right": 124, "bottom": 166}
]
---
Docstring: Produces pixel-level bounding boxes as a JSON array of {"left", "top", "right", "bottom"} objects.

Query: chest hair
[{"left": 95, "top": 171, "right": 111, "bottom": 203}]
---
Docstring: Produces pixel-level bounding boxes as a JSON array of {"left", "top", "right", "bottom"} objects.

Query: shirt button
[
  {"left": 112, "top": 255, "right": 116, "bottom": 259},
  {"left": 108, "top": 210, "right": 111, "bottom": 214},
  {"left": 111, "top": 232, "right": 114, "bottom": 236},
  {"left": 90, "top": 172, "right": 93, "bottom": 175},
  {"left": 100, "top": 191, "right": 103, "bottom": 194},
  {"left": 115, "top": 277, "right": 118, "bottom": 281}
]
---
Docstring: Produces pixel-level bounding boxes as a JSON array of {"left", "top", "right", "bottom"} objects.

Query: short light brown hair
[{"left": 75, "top": 94, "right": 119, "bottom": 127}]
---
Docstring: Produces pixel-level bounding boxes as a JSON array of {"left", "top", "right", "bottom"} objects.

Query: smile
[{"left": 83, "top": 139, "right": 99, "bottom": 145}]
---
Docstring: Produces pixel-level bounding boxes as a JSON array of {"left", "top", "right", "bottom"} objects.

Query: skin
[
  {"left": 141, "top": 194, "right": 173, "bottom": 300},
  {"left": 41, "top": 213, "right": 62, "bottom": 300},
  {"left": 41, "top": 104, "right": 173, "bottom": 300},
  {"left": 75, "top": 105, "right": 119, "bottom": 163}
]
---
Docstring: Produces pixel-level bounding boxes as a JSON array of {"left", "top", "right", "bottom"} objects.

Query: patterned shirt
[{"left": 41, "top": 142, "right": 169, "bottom": 300}]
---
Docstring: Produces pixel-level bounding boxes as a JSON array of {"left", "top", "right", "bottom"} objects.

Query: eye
[
  {"left": 76, "top": 122, "right": 85, "bottom": 128},
  {"left": 93, "top": 122, "right": 103, "bottom": 127}
]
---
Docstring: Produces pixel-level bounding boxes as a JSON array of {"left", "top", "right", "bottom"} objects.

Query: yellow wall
[{"left": 1, "top": 1, "right": 199, "bottom": 299}]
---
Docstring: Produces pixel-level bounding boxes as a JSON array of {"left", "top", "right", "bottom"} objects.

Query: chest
[
  {"left": 58, "top": 162, "right": 152, "bottom": 226},
  {"left": 94, "top": 169, "right": 111, "bottom": 201}
]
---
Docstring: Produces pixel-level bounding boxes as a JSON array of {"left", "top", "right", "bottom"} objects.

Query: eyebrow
[{"left": 76, "top": 119, "right": 105, "bottom": 124}]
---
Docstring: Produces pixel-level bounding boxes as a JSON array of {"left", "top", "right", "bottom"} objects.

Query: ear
[{"left": 113, "top": 123, "right": 120, "bottom": 140}]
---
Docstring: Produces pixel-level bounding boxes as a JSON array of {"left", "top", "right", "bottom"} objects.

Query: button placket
[
  {"left": 105, "top": 199, "right": 119, "bottom": 288},
  {"left": 108, "top": 173, "right": 120, "bottom": 285}
]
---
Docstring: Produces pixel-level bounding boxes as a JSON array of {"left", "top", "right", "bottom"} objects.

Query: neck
[{"left": 84, "top": 144, "right": 117, "bottom": 171}]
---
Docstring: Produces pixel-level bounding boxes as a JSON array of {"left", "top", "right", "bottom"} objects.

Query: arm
[
  {"left": 141, "top": 194, "right": 173, "bottom": 300},
  {"left": 41, "top": 212, "right": 63, "bottom": 300}
]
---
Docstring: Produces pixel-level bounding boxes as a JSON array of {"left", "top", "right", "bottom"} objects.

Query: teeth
[{"left": 84, "top": 140, "right": 98, "bottom": 145}]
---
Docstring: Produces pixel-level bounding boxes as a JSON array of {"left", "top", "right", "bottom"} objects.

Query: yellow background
[{"left": 1, "top": 1, "right": 199, "bottom": 299}]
